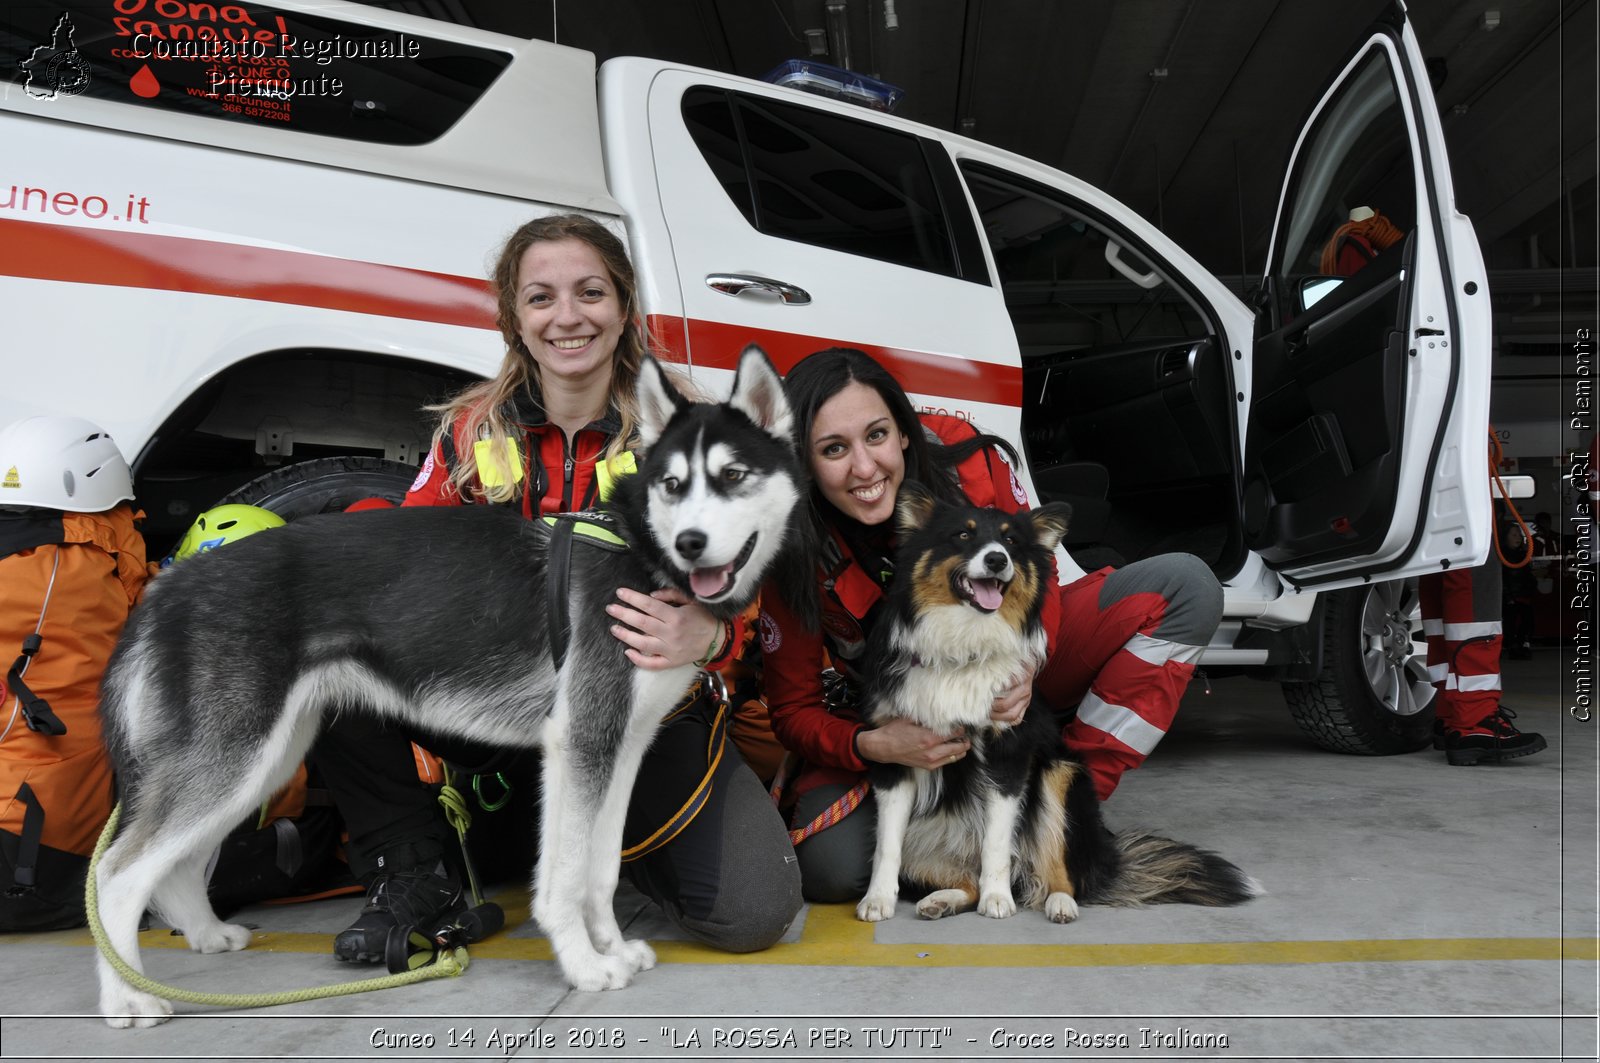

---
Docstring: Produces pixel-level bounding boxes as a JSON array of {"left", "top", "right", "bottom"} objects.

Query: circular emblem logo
[
  {"left": 758, "top": 611, "right": 782, "bottom": 654},
  {"left": 409, "top": 451, "right": 435, "bottom": 493},
  {"left": 1009, "top": 467, "right": 1030, "bottom": 506}
]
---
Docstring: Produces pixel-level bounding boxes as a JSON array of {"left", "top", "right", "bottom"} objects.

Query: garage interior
[
  {"left": 498, "top": 0, "right": 1596, "bottom": 524},
  {"left": 4, "top": 2, "right": 1595, "bottom": 1059}
]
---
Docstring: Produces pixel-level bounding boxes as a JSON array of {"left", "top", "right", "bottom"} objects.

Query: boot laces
[{"left": 1475, "top": 706, "right": 1523, "bottom": 740}]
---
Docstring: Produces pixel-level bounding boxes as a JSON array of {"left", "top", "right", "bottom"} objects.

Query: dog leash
[
  {"left": 621, "top": 674, "right": 729, "bottom": 862},
  {"left": 85, "top": 804, "right": 470, "bottom": 1014},
  {"left": 768, "top": 667, "right": 873, "bottom": 845},
  {"left": 788, "top": 781, "right": 869, "bottom": 846},
  {"left": 768, "top": 753, "right": 870, "bottom": 846}
]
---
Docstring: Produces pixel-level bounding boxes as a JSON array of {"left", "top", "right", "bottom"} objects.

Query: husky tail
[{"left": 1095, "top": 831, "right": 1261, "bottom": 907}]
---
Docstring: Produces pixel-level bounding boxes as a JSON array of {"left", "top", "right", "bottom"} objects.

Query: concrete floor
[{"left": 1, "top": 649, "right": 1594, "bottom": 1062}]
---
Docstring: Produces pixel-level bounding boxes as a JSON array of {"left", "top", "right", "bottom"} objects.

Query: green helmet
[{"left": 172, "top": 504, "right": 285, "bottom": 562}]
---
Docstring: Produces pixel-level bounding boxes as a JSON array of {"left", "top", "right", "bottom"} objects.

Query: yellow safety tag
[
  {"left": 594, "top": 450, "right": 637, "bottom": 502},
  {"left": 473, "top": 437, "right": 523, "bottom": 489}
]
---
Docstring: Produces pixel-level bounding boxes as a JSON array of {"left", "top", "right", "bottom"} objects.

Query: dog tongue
[
  {"left": 691, "top": 563, "right": 734, "bottom": 598},
  {"left": 972, "top": 579, "right": 1004, "bottom": 611}
]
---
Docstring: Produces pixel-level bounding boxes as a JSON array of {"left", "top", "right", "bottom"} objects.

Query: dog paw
[
  {"left": 565, "top": 954, "right": 635, "bottom": 992},
  {"left": 615, "top": 939, "right": 656, "bottom": 974},
  {"left": 977, "top": 891, "right": 1017, "bottom": 919},
  {"left": 185, "top": 922, "right": 252, "bottom": 954},
  {"left": 855, "top": 893, "right": 897, "bottom": 922},
  {"left": 1044, "top": 892, "right": 1080, "bottom": 924},
  {"left": 101, "top": 988, "right": 173, "bottom": 1029},
  {"left": 914, "top": 889, "right": 971, "bottom": 920}
]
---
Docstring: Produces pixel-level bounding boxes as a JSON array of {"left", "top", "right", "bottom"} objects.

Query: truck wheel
[
  {"left": 1282, "top": 580, "right": 1436, "bottom": 755},
  {"left": 213, "top": 456, "right": 417, "bottom": 518}
]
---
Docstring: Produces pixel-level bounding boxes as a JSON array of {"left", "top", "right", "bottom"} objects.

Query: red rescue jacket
[
  {"left": 402, "top": 389, "right": 742, "bottom": 669},
  {"left": 757, "top": 415, "right": 1060, "bottom": 783},
  {"left": 402, "top": 390, "right": 623, "bottom": 517}
]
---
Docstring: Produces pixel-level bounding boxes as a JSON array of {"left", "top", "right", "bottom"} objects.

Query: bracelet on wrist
[{"left": 693, "top": 619, "right": 732, "bottom": 668}]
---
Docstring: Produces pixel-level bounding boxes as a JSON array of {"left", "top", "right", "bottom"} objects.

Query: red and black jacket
[
  {"left": 402, "top": 390, "right": 622, "bottom": 518},
  {"left": 403, "top": 389, "right": 741, "bottom": 671},
  {"left": 757, "top": 415, "right": 1062, "bottom": 781}
]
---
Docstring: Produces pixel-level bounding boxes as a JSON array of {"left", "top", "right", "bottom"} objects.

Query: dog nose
[
  {"left": 983, "top": 549, "right": 1008, "bottom": 574},
  {"left": 676, "top": 529, "right": 707, "bottom": 560}
]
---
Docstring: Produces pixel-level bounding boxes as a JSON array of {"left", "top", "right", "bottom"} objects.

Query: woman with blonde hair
[
  {"left": 317, "top": 214, "right": 800, "bottom": 963},
  {"left": 413, "top": 213, "right": 648, "bottom": 511}
]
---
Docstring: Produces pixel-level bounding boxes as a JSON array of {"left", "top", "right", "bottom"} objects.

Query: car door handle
[{"left": 705, "top": 274, "right": 812, "bottom": 305}]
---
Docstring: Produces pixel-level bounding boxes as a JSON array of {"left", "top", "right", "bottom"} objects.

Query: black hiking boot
[
  {"left": 333, "top": 863, "right": 464, "bottom": 964},
  {"left": 1438, "top": 707, "right": 1547, "bottom": 766}
]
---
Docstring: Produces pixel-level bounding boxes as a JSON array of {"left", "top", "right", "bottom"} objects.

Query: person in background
[{"left": 1319, "top": 208, "right": 1544, "bottom": 766}]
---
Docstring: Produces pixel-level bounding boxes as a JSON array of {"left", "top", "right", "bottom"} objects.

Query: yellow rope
[{"left": 86, "top": 804, "right": 468, "bottom": 1012}]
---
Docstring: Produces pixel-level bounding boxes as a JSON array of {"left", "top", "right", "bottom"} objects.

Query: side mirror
[{"left": 1299, "top": 275, "right": 1343, "bottom": 310}]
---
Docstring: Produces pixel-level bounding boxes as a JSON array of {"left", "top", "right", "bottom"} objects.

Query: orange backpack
[{"left": 1, "top": 504, "right": 149, "bottom": 930}]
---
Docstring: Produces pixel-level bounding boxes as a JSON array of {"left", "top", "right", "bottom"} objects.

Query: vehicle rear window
[
  {"left": 682, "top": 86, "right": 982, "bottom": 282},
  {"left": 2, "top": 1, "right": 510, "bottom": 145}
]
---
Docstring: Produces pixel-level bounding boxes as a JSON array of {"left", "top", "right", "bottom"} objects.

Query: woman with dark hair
[{"left": 759, "top": 347, "right": 1224, "bottom": 902}]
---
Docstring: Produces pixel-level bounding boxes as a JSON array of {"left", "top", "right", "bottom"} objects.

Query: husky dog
[
  {"left": 93, "top": 347, "right": 803, "bottom": 1027},
  {"left": 855, "top": 483, "right": 1257, "bottom": 925}
]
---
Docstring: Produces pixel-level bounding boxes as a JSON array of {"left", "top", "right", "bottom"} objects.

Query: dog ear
[
  {"left": 727, "top": 345, "right": 793, "bottom": 443},
  {"left": 636, "top": 355, "right": 688, "bottom": 450},
  {"left": 1030, "top": 501, "right": 1073, "bottom": 552},
  {"left": 895, "top": 479, "right": 938, "bottom": 538}
]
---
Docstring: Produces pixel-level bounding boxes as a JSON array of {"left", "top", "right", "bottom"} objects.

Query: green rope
[
  {"left": 436, "top": 772, "right": 484, "bottom": 907},
  {"left": 86, "top": 804, "right": 468, "bottom": 1012}
]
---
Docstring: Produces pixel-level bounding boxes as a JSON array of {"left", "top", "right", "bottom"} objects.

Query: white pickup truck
[{"left": 0, "top": 0, "right": 1491, "bottom": 755}]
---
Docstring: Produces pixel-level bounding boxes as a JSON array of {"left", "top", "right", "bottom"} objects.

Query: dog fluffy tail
[{"left": 1096, "top": 831, "right": 1260, "bottom": 907}]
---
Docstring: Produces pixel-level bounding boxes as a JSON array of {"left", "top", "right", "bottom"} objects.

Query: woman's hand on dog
[
  {"left": 856, "top": 718, "right": 971, "bottom": 770},
  {"left": 608, "top": 587, "right": 723, "bottom": 670},
  {"left": 989, "top": 663, "right": 1038, "bottom": 725}
]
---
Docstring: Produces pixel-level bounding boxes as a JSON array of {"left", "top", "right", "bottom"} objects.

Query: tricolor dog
[{"left": 855, "top": 483, "right": 1258, "bottom": 924}]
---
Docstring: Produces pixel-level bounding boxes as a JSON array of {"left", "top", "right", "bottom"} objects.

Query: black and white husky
[
  {"left": 93, "top": 347, "right": 803, "bottom": 1027},
  {"left": 855, "top": 483, "right": 1257, "bottom": 925}
]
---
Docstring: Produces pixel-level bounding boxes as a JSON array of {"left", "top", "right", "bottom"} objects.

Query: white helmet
[{"left": 0, "top": 415, "right": 134, "bottom": 512}]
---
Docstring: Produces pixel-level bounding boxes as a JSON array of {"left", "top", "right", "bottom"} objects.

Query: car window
[
  {"left": 1272, "top": 44, "right": 1418, "bottom": 314},
  {"left": 960, "top": 163, "right": 1211, "bottom": 354},
  {"left": 959, "top": 161, "right": 1238, "bottom": 564},
  {"left": 681, "top": 86, "right": 973, "bottom": 281}
]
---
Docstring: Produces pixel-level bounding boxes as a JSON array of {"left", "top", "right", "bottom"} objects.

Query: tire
[
  {"left": 213, "top": 455, "right": 417, "bottom": 519},
  {"left": 1281, "top": 579, "right": 1436, "bottom": 755}
]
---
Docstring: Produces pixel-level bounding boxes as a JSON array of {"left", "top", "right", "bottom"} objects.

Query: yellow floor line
[{"left": 30, "top": 900, "right": 1600, "bottom": 970}]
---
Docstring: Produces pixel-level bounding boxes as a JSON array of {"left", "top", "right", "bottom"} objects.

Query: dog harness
[{"left": 537, "top": 510, "right": 628, "bottom": 673}]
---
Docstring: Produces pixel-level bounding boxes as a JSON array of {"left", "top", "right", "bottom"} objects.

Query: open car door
[{"left": 1243, "top": 3, "right": 1492, "bottom": 590}]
